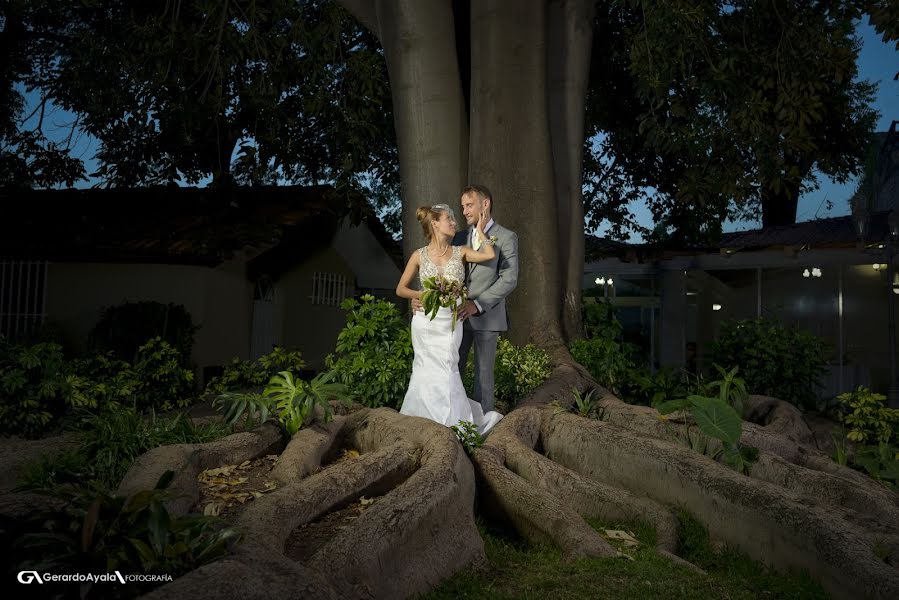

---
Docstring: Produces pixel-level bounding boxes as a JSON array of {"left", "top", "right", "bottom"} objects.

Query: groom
[{"left": 455, "top": 184, "right": 519, "bottom": 412}]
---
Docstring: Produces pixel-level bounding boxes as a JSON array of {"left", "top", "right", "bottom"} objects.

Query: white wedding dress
[{"left": 400, "top": 246, "right": 503, "bottom": 435}]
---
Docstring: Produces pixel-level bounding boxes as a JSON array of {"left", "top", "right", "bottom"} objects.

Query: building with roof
[
  {"left": 584, "top": 124, "right": 899, "bottom": 404},
  {"left": 0, "top": 185, "right": 402, "bottom": 377}
]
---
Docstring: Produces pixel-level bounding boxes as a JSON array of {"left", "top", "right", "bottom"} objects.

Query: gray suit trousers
[{"left": 459, "top": 320, "right": 498, "bottom": 412}]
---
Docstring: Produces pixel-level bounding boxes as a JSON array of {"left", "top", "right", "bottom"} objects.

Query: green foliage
[
  {"left": 450, "top": 421, "right": 484, "bottom": 455},
  {"left": 708, "top": 318, "right": 829, "bottom": 410},
  {"left": 852, "top": 443, "right": 899, "bottom": 489},
  {"left": 4, "top": 0, "right": 397, "bottom": 199},
  {"left": 3, "top": 472, "right": 239, "bottom": 598},
  {"left": 632, "top": 367, "right": 695, "bottom": 408},
  {"left": 68, "top": 352, "right": 139, "bottom": 408},
  {"left": 0, "top": 341, "right": 83, "bottom": 438},
  {"left": 611, "top": 1, "right": 885, "bottom": 239},
  {"left": 834, "top": 387, "right": 899, "bottom": 490},
  {"left": 0, "top": 337, "right": 198, "bottom": 438},
  {"left": 326, "top": 295, "right": 413, "bottom": 409},
  {"left": 132, "top": 338, "right": 196, "bottom": 412},
  {"left": 17, "top": 407, "right": 232, "bottom": 492},
  {"left": 569, "top": 336, "right": 635, "bottom": 399},
  {"left": 583, "top": 299, "right": 625, "bottom": 341},
  {"left": 204, "top": 347, "right": 306, "bottom": 396},
  {"left": 493, "top": 338, "right": 552, "bottom": 406},
  {"left": 264, "top": 370, "right": 351, "bottom": 436},
  {"left": 214, "top": 370, "right": 350, "bottom": 436},
  {"left": 706, "top": 365, "right": 748, "bottom": 416},
  {"left": 89, "top": 301, "right": 198, "bottom": 366},
  {"left": 571, "top": 388, "right": 599, "bottom": 418},
  {"left": 836, "top": 386, "right": 899, "bottom": 445},
  {"left": 657, "top": 378, "right": 753, "bottom": 474}
]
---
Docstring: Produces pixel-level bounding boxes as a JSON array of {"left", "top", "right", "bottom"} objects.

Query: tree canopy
[
  {"left": 1, "top": 0, "right": 398, "bottom": 204},
  {"left": 2, "top": 0, "right": 897, "bottom": 238}
]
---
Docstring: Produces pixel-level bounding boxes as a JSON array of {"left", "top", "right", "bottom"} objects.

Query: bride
[{"left": 395, "top": 203, "right": 503, "bottom": 435}]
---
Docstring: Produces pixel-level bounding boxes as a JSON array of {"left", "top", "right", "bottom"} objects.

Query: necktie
[{"left": 472, "top": 230, "right": 481, "bottom": 250}]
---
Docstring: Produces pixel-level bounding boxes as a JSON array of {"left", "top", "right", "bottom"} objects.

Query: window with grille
[
  {"left": 310, "top": 272, "right": 347, "bottom": 306},
  {"left": 0, "top": 260, "right": 48, "bottom": 340}
]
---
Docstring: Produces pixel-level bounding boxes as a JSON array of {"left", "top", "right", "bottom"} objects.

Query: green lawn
[{"left": 423, "top": 513, "right": 826, "bottom": 600}]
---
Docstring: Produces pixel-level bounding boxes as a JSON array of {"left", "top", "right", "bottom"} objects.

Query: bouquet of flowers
[{"left": 421, "top": 275, "right": 468, "bottom": 332}]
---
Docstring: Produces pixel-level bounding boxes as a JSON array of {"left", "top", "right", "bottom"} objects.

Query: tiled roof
[
  {"left": 717, "top": 211, "right": 891, "bottom": 250},
  {"left": 0, "top": 185, "right": 401, "bottom": 269}
]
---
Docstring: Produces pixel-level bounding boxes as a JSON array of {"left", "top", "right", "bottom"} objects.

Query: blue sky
[{"left": 23, "top": 19, "right": 897, "bottom": 238}]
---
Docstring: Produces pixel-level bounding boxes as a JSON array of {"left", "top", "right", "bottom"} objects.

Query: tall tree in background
[
  {"left": 338, "top": 0, "right": 897, "bottom": 347},
  {"left": 1, "top": 0, "right": 398, "bottom": 199}
]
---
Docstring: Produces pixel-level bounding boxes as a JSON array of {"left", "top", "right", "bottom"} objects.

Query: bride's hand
[{"left": 477, "top": 208, "right": 489, "bottom": 234}]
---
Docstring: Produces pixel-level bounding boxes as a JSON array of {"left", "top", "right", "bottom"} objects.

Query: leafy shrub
[
  {"left": 583, "top": 299, "right": 625, "bottom": 341},
  {"left": 89, "top": 300, "right": 198, "bottom": 365},
  {"left": 68, "top": 352, "right": 139, "bottom": 408},
  {"left": 708, "top": 318, "right": 829, "bottom": 410},
  {"left": 0, "top": 341, "right": 90, "bottom": 438},
  {"left": 630, "top": 367, "right": 705, "bottom": 408},
  {"left": 836, "top": 386, "right": 899, "bottom": 445},
  {"left": 79, "top": 407, "right": 231, "bottom": 489},
  {"left": 204, "top": 346, "right": 305, "bottom": 396},
  {"left": 214, "top": 370, "right": 350, "bottom": 436},
  {"left": 3, "top": 472, "right": 239, "bottom": 599},
  {"left": 852, "top": 443, "right": 899, "bottom": 489},
  {"left": 17, "top": 406, "right": 233, "bottom": 492},
  {"left": 493, "top": 338, "right": 552, "bottom": 405},
  {"left": 133, "top": 337, "right": 195, "bottom": 411},
  {"left": 326, "top": 295, "right": 413, "bottom": 408},
  {"left": 569, "top": 336, "right": 635, "bottom": 399}
]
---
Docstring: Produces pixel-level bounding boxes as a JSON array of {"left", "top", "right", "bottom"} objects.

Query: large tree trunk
[
  {"left": 342, "top": 0, "right": 468, "bottom": 259},
  {"left": 547, "top": 0, "right": 595, "bottom": 342},
  {"left": 469, "top": 0, "right": 563, "bottom": 350}
]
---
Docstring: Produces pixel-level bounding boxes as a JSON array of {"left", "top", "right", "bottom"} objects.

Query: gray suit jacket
[{"left": 455, "top": 223, "right": 519, "bottom": 331}]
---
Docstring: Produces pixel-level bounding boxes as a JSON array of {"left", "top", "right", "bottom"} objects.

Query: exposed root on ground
[{"left": 126, "top": 409, "right": 484, "bottom": 600}]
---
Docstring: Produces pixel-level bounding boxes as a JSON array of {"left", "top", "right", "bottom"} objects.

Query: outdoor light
[
  {"left": 874, "top": 263, "right": 888, "bottom": 271},
  {"left": 812, "top": 267, "right": 822, "bottom": 278},
  {"left": 595, "top": 277, "right": 602, "bottom": 285},
  {"left": 802, "top": 269, "right": 810, "bottom": 278},
  {"left": 607, "top": 278, "right": 614, "bottom": 286},
  {"left": 712, "top": 303, "right": 722, "bottom": 311}
]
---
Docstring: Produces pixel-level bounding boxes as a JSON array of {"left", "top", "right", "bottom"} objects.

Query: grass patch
[{"left": 423, "top": 512, "right": 826, "bottom": 599}]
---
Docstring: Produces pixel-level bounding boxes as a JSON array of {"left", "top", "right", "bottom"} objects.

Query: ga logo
[{"left": 17, "top": 571, "right": 44, "bottom": 584}]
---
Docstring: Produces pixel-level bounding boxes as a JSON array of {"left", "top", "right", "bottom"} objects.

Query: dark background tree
[
  {"left": 0, "top": 0, "right": 896, "bottom": 282},
  {"left": 1, "top": 0, "right": 398, "bottom": 205}
]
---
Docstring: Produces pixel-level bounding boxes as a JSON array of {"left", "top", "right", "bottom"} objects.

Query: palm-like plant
[
  {"left": 214, "top": 370, "right": 351, "bottom": 436},
  {"left": 265, "top": 370, "right": 344, "bottom": 435}
]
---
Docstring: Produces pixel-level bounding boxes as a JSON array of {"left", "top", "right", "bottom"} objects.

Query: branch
[{"left": 335, "top": 0, "right": 380, "bottom": 41}]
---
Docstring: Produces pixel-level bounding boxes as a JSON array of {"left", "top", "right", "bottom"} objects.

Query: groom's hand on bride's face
[{"left": 459, "top": 299, "right": 480, "bottom": 320}]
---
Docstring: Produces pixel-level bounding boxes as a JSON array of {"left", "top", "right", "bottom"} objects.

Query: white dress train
[{"left": 399, "top": 246, "right": 503, "bottom": 435}]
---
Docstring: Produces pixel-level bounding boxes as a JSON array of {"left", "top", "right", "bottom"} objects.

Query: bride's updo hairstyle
[{"left": 417, "top": 204, "right": 455, "bottom": 240}]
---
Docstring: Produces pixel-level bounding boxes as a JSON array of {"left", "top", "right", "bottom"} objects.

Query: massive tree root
[
  {"left": 473, "top": 365, "right": 898, "bottom": 600},
  {"left": 85, "top": 364, "right": 898, "bottom": 600},
  {"left": 127, "top": 409, "right": 484, "bottom": 600}
]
